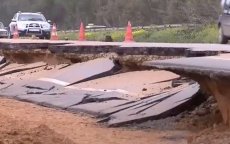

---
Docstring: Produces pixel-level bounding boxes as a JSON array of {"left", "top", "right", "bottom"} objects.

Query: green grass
[{"left": 58, "top": 24, "right": 219, "bottom": 43}]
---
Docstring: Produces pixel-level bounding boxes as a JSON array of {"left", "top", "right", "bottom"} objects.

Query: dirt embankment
[
  {"left": 0, "top": 124, "right": 75, "bottom": 144},
  {"left": 188, "top": 125, "right": 230, "bottom": 144},
  {"left": 0, "top": 98, "right": 192, "bottom": 144},
  {"left": 179, "top": 96, "right": 230, "bottom": 144}
]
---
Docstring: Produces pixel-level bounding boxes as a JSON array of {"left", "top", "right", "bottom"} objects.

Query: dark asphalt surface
[{"left": 144, "top": 55, "right": 230, "bottom": 76}]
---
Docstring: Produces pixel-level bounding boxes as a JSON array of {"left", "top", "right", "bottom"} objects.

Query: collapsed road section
[
  {"left": 0, "top": 56, "right": 203, "bottom": 126},
  {"left": 1, "top": 39, "right": 230, "bottom": 127},
  {"left": 144, "top": 54, "right": 230, "bottom": 126}
]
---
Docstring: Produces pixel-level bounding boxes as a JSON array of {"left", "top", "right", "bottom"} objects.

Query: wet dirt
[
  {"left": 188, "top": 125, "right": 230, "bottom": 144},
  {"left": 0, "top": 98, "right": 191, "bottom": 144},
  {"left": 0, "top": 123, "right": 75, "bottom": 144}
]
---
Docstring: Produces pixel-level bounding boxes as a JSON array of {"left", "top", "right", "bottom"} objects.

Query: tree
[{"left": 0, "top": 0, "right": 221, "bottom": 29}]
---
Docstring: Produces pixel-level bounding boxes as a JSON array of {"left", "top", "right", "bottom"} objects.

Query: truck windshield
[{"left": 18, "top": 14, "right": 46, "bottom": 21}]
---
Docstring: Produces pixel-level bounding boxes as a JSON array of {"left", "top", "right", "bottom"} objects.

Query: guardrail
[{"left": 60, "top": 24, "right": 199, "bottom": 33}]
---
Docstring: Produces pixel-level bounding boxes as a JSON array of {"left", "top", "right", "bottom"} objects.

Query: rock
[
  {"left": 196, "top": 108, "right": 209, "bottom": 116},
  {"left": 44, "top": 66, "right": 53, "bottom": 70},
  {"left": 105, "top": 35, "right": 113, "bottom": 42}
]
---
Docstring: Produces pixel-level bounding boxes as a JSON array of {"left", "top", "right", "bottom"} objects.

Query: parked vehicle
[
  {"left": 0, "top": 22, "right": 8, "bottom": 38},
  {"left": 218, "top": 0, "right": 230, "bottom": 44},
  {"left": 9, "top": 11, "right": 51, "bottom": 39}
]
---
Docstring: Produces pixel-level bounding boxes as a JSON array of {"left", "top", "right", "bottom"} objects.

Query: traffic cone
[
  {"left": 78, "top": 22, "right": 86, "bottom": 41},
  {"left": 50, "top": 23, "right": 59, "bottom": 40},
  {"left": 124, "top": 21, "right": 134, "bottom": 42},
  {"left": 13, "top": 25, "right": 19, "bottom": 39}
]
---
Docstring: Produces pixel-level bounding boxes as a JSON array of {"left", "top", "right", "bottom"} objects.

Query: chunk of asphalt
[
  {"left": 66, "top": 91, "right": 129, "bottom": 115},
  {"left": 0, "top": 62, "right": 47, "bottom": 76},
  {"left": 22, "top": 81, "right": 62, "bottom": 94},
  {"left": 143, "top": 56, "right": 230, "bottom": 74},
  {"left": 102, "top": 84, "right": 200, "bottom": 127},
  {"left": 16, "top": 90, "right": 129, "bottom": 112},
  {"left": 72, "top": 92, "right": 127, "bottom": 106},
  {"left": 0, "top": 80, "right": 33, "bottom": 97},
  {"left": 0, "top": 56, "right": 6, "bottom": 65},
  {"left": 0, "top": 81, "right": 60, "bottom": 98},
  {"left": 68, "top": 100, "right": 129, "bottom": 116},
  {"left": 16, "top": 93, "right": 86, "bottom": 109},
  {"left": 0, "top": 79, "right": 15, "bottom": 91},
  {"left": 98, "top": 86, "right": 186, "bottom": 118},
  {"left": 0, "top": 62, "right": 9, "bottom": 70},
  {"left": 38, "top": 58, "right": 121, "bottom": 86},
  {"left": 98, "top": 93, "right": 178, "bottom": 118}
]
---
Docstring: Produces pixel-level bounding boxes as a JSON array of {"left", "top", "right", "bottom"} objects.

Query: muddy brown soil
[
  {"left": 0, "top": 98, "right": 192, "bottom": 144},
  {"left": 186, "top": 97, "right": 230, "bottom": 144},
  {"left": 188, "top": 125, "right": 230, "bottom": 144},
  {"left": 0, "top": 124, "right": 75, "bottom": 144}
]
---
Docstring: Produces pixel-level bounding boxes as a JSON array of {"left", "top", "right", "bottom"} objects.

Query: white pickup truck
[{"left": 9, "top": 12, "right": 51, "bottom": 39}]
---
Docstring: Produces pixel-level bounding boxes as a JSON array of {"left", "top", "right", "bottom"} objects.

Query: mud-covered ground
[{"left": 189, "top": 125, "right": 230, "bottom": 144}]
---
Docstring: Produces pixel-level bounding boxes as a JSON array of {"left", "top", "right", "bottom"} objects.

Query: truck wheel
[
  {"left": 45, "top": 35, "right": 50, "bottom": 40},
  {"left": 219, "top": 27, "right": 228, "bottom": 44},
  {"left": 39, "top": 36, "right": 44, "bottom": 39}
]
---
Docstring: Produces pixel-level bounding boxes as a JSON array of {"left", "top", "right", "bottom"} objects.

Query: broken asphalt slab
[
  {"left": 16, "top": 90, "right": 88, "bottom": 109},
  {"left": 99, "top": 84, "right": 200, "bottom": 127},
  {"left": 68, "top": 100, "right": 129, "bottom": 116},
  {"left": 0, "top": 80, "right": 62, "bottom": 98},
  {"left": 38, "top": 58, "right": 120, "bottom": 86},
  {"left": 0, "top": 58, "right": 119, "bottom": 97},
  {"left": 3, "top": 79, "right": 202, "bottom": 126},
  {"left": 0, "top": 79, "right": 130, "bottom": 112},
  {"left": 143, "top": 56, "right": 230, "bottom": 77},
  {"left": 98, "top": 84, "right": 190, "bottom": 118},
  {"left": 67, "top": 91, "right": 129, "bottom": 115},
  {"left": 0, "top": 56, "right": 6, "bottom": 65},
  {"left": 0, "top": 62, "right": 47, "bottom": 77},
  {"left": 16, "top": 90, "right": 129, "bottom": 114}
]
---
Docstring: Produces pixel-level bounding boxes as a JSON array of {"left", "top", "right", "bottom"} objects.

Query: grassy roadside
[{"left": 58, "top": 24, "right": 218, "bottom": 43}]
